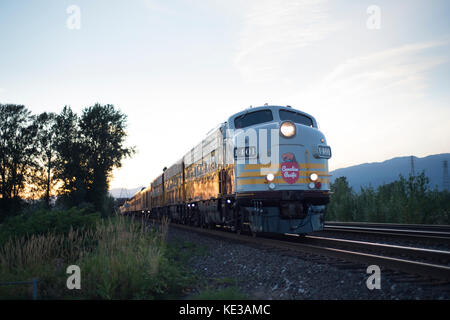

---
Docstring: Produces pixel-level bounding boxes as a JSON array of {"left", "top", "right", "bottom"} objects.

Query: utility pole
[{"left": 410, "top": 155, "right": 415, "bottom": 177}]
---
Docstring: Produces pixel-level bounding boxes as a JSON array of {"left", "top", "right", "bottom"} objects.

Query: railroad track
[
  {"left": 163, "top": 221, "right": 450, "bottom": 282},
  {"left": 323, "top": 222, "right": 450, "bottom": 246}
]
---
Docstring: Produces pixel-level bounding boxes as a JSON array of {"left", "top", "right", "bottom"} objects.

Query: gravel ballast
[{"left": 167, "top": 225, "right": 450, "bottom": 300}]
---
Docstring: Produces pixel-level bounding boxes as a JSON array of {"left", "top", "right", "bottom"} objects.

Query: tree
[
  {"left": 0, "top": 103, "right": 135, "bottom": 219},
  {"left": 53, "top": 104, "right": 135, "bottom": 214},
  {"left": 327, "top": 176, "right": 355, "bottom": 221},
  {"left": 53, "top": 106, "right": 87, "bottom": 207},
  {"left": 32, "top": 112, "right": 58, "bottom": 206},
  {"left": 404, "top": 171, "right": 429, "bottom": 223},
  {"left": 0, "top": 104, "right": 38, "bottom": 220},
  {"left": 78, "top": 103, "right": 135, "bottom": 215}
]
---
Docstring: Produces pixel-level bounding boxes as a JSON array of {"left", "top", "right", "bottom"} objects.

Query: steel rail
[
  {"left": 322, "top": 224, "right": 450, "bottom": 246},
  {"left": 325, "top": 225, "right": 450, "bottom": 237},
  {"left": 325, "top": 222, "right": 450, "bottom": 232},
  {"left": 169, "top": 222, "right": 450, "bottom": 281},
  {"left": 324, "top": 222, "right": 450, "bottom": 237},
  {"left": 301, "top": 235, "right": 450, "bottom": 263}
]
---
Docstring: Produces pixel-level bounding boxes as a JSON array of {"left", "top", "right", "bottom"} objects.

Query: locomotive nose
[
  {"left": 276, "top": 122, "right": 328, "bottom": 162},
  {"left": 266, "top": 121, "right": 331, "bottom": 190}
]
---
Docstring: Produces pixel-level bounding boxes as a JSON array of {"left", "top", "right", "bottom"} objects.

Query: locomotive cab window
[
  {"left": 279, "top": 110, "right": 313, "bottom": 127},
  {"left": 234, "top": 110, "right": 273, "bottom": 129}
]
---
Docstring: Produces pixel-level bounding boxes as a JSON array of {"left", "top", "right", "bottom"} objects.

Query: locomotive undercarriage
[
  {"left": 235, "top": 190, "right": 328, "bottom": 235},
  {"left": 149, "top": 190, "right": 328, "bottom": 236}
]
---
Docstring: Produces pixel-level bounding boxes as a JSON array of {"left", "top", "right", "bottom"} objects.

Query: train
[{"left": 120, "top": 105, "right": 332, "bottom": 235}]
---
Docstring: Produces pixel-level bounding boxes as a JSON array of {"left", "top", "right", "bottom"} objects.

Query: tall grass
[
  {"left": 0, "top": 215, "right": 182, "bottom": 299},
  {"left": 80, "top": 217, "right": 167, "bottom": 299}
]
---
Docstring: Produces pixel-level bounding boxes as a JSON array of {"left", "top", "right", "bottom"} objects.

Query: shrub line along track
[{"left": 160, "top": 220, "right": 450, "bottom": 282}]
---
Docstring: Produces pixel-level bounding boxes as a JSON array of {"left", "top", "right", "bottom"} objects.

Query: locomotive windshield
[
  {"left": 234, "top": 110, "right": 273, "bottom": 129},
  {"left": 279, "top": 110, "right": 313, "bottom": 127}
]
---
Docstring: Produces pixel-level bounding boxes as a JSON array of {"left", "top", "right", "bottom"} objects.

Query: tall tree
[
  {"left": 0, "top": 104, "right": 38, "bottom": 219},
  {"left": 32, "top": 112, "right": 58, "bottom": 206},
  {"left": 327, "top": 176, "right": 355, "bottom": 221},
  {"left": 79, "top": 103, "right": 135, "bottom": 214},
  {"left": 53, "top": 106, "right": 87, "bottom": 206}
]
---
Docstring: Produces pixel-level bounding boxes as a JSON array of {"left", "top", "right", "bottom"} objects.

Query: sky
[{"left": 0, "top": 0, "right": 449, "bottom": 190}]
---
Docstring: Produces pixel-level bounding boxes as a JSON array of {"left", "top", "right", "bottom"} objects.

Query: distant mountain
[
  {"left": 330, "top": 153, "right": 450, "bottom": 192},
  {"left": 109, "top": 186, "right": 145, "bottom": 199}
]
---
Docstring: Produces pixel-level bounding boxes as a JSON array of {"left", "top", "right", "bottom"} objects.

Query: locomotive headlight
[
  {"left": 280, "top": 121, "right": 296, "bottom": 138},
  {"left": 309, "top": 173, "right": 318, "bottom": 181},
  {"left": 266, "top": 173, "right": 275, "bottom": 181}
]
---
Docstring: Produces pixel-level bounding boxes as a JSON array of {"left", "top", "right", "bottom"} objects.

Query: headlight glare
[{"left": 280, "top": 121, "right": 296, "bottom": 138}]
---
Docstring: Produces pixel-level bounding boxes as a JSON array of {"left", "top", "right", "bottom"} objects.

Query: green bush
[
  {"left": 327, "top": 172, "right": 450, "bottom": 224},
  {"left": 0, "top": 207, "right": 100, "bottom": 244}
]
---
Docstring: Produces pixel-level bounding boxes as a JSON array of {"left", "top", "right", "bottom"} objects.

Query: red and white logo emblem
[{"left": 281, "top": 152, "right": 299, "bottom": 184}]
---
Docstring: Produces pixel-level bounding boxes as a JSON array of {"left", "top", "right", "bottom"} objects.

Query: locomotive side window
[
  {"left": 279, "top": 110, "right": 313, "bottom": 127},
  {"left": 234, "top": 110, "right": 273, "bottom": 129}
]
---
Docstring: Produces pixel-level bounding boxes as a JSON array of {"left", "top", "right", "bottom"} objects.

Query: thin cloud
[
  {"left": 234, "top": 0, "right": 338, "bottom": 82},
  {"left": 300, "top": 39, "right": 450, "bottom": 170},
  {"left": 322, "top": 40, "right": 449, "bottom": 99}
]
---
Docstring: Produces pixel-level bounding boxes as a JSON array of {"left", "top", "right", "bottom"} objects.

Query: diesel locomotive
[{"left": 120, "top": 105, "right": 332, "bottom": 235}]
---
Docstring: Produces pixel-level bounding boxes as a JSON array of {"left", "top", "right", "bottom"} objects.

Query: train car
[
  {"left": 182, "top": 126, "right": 224, "bottom": 226},
  {"left": 150, "top": 174, "right": 164, "bottom": 217},
  {"left": 130, "top": 188, "right": 144, "bottom": 214},
  {"left": 119, "top": 187, "right": 150, "bottom": 216},
  {"left": 164, "top": 159, "right": 184, "bottom": 221},
  {"left": 126, "top": 194, "right": 136, "bottom": 214},
  {"left": 141, "top": 186, "right": 152, "bottom": 215},
  {"left": 121, "top": 105, "right": 331, "bottom": 236}
]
